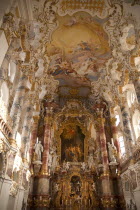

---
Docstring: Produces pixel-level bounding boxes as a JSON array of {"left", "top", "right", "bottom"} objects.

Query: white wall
[{"left": 0, "top": 30, "right": 8, "bottom": 67}]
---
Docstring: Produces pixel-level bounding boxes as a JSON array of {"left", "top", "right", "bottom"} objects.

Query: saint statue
[
  {"left": 34, "top": 141, "right": 43, "bottom": 161},
  {"left": 107, "top": 142, "right": 117, "bottom": 163}
]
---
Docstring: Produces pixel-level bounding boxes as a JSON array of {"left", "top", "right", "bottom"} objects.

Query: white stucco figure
[
  {"left": 65, "top": 162, "right": 70, "bottom": 170},
  {"left": 63, "top": 161, "right": 70, "bottom": 170},
  {"left": 54, "top": 183, "right": 59, "bottom": 192},
  {"left": 81, "top": 162, "right": 86, "bottom": 170},
  {"left": 107, "top": 142, "right": 117, "bottom": 163},
  {"left": 34, "top": 141, "right": 43, "bottom": 161}
]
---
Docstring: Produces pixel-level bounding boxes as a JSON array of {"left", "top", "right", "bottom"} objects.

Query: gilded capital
[
  {"left": 33, "top": 116, "right": 40, "bottom": 123},
  {"left": 110, "top": 117, "right": 116, "bottom": 125}
]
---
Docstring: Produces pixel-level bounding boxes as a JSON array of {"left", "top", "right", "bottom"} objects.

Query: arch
[
  {"left": 114, "top": 105, "right": 124, "bottom": 127},
  {"left": 122, "top": 84, "right": 138, "bottom": 107}
]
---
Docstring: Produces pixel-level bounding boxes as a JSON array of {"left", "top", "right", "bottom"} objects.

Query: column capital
[
  {"left": 110, "top": 117, "right": 116, "bottom": 126},
  {"left": 33, "top": 115, "right": 40, "bottom": 123}
]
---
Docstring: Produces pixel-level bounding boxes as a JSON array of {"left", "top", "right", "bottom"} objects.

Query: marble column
[
  {"left": 0, "top": 177, "right": 12, "bottom": 210},
  {"left": 21, "top": 106, "right": 33, "bottom": 161},
  {"left": 110, "top": 107, "right": 126, "bottom": 208},
  {"left": 41, "top": 108, "right": 52, "bottom": 175},
  {"left": 28, "top": 116, "right": 40, "bottom": 209},
  {"left": 13, "top": 186, "right": 24, "bottom": 210},
  {"left": 98, "top": 109, "right": 115, "bottom": 209},
  {"left": 29, "top": 115, "right": 40, "bottom": 162},
  {"left": 28, "top": 108, "right": 53, "bottom": 209},
  {"left": 10, "top": 74, "right": 28, "bottom": 139},
  {"left": 110, "top": 107, "right": 121, "bottom": 160},
  {"left": 0, "top": 54, "right": 10, "bottom": 84}
]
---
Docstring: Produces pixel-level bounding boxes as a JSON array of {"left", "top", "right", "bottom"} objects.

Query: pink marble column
[
  {"left": 110, "top": 108, "right": 126, "bottom": 208},
  {"left": 29, "top": 115, "right": 40, "bottom": 162},
  {"left": 99, "top": 111, "right": 109, "bottom": 175},
  {"left": 41, "top": 109, "right": 52, "bottom": 175},
  {"left": 97, "top": 109, "right": 115, "bottom": 209}
]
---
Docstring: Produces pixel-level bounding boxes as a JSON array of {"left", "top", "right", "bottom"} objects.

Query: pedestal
[
  {"left": 14, "top": 186, "right": 25, "bottom": 210},
  {"left": 133, "top": 187, "right": 140, "bottom": 210},
  {"left": 0, "top": 177, "right": 11, "bottom": 210},
  {"left": 33, "top": 161, "right": 42, "bottom": 175}
]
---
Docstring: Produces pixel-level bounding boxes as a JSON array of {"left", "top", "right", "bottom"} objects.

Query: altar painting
[{"left": 61, "top": 125, "right": 85, "bottom": 162}]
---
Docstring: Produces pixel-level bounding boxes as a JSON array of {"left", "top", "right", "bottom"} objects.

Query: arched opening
[{"left": 132, "top": 110, "right": 140, "bottom": 140}]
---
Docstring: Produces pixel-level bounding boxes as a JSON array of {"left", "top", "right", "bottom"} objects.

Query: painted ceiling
[
  {"left": 47, "top": 12, "right": 111, "bottom": 87},
  {"left": 26, "top": 0, "right": 140, "bottom": 107}
]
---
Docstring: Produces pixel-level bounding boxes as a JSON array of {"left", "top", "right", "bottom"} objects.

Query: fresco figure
[{"left": 61, "top": 125, "right": 84, "bottom": 162}]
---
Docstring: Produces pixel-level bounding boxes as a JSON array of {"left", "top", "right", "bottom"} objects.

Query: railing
[{"left": 0, "top": 97, "right": 13, "bottom": 138}]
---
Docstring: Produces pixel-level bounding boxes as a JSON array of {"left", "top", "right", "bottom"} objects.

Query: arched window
[
  {"left": 127, "top": 90, "right": 136, "bottom": 108},
  {"left": 15, "top": 132, "right": 21, "bottom": 149},
  {"left": 115, "top": 114, "right": 120, "bottom": 126},
  {"left": 118, "top": 136, "right": 125, "bottom": 156},
  {"left": 132, "top": 110, "right": 140, "bottom": 140}
]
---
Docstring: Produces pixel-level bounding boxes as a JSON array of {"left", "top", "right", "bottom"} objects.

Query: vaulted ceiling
[
  {"left": 3, "top": 0, "right": 139, "bottom": 114},
  {"left": 23, "top": 0, "right": 139, "bottom": 111}
]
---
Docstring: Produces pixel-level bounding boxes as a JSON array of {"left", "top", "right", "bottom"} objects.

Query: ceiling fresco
[
  {"left": 17, "top": 0, "right": 139, "bottom": 108},
  {"left": 47, "top": 12, "right": 111, "bottom": 87}
]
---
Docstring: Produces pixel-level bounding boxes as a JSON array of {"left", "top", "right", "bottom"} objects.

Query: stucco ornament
[
  {"left": 102, "top": 87, "right": 113, "bottom": 103},
  {"left": 120, "top": 24, "right": 136, "bottom": 51},
  {"left": 107, "top": 60, "right": 123, "bottom": 82},
  {"left": 134, "top": 56, "right": 140, "bottom": 71},
  {"left": 81, "top": 162, "right": 86, "bottom": 171},
  {"left": 0, "top": 139, "right": 5, "bottom": 153}
]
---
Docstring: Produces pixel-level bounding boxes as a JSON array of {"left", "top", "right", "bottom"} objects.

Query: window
[
  {"left": 115, "top": 114, "right": 120, "bottom": 126},
  {"left": 127, "top": 90, "right": 136, "bottom": 108},
  {"left": 132, "top": 110, "right": 140, "bottom": 140},
  {"left": 118, "top": 136, "right": 125, "bottom": 155}
]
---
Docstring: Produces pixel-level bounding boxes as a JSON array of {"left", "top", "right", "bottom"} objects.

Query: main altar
[{"left": 28, "top": 98, "right": 126, "bottom": 210}]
